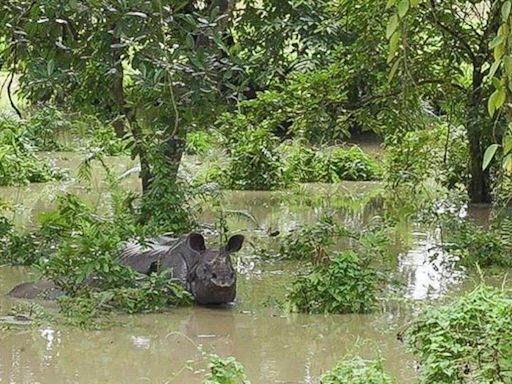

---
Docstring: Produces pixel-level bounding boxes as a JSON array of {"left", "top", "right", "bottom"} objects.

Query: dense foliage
[
  {"left": 0, "top": 117, "right": 65, "bottom": 185},
  {"left": 286, "top": 250, "right": 383, "bottom": 314},
  {"left": 405, "top": 285, "right": 512, "bottom": 384},
  {"left": 443, "top": 217, "right": 512, "bottom": 268}
]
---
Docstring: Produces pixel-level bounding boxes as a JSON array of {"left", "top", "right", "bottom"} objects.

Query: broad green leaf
[
  {"left": 388, "top": 31, "right": 401, "bottom": 63},
  {"left": 505, "top": 56, "right": 512, "bottom": 75},
  {"left": 490, "top": 35, "right": 505, "bottom": 49},
  {"left": 504, "top": 133, "right": 512, "bottom": 156},
  {"left": 503, "top": 1, "right": 512, "bottom": 21},
  {"left": 386, "top": 15, "right": 399, "bottom": 39},
  {"left": 483, "top": 144, "right": 499, "bottom": 170},
  {"left": 494, "top": 43, "right": 506, "bottom": 61},
  {"left": 386, "top": 0, "right": 396, "bottom": 9},
  {"left": 489, "top": 60, "right": 501, "bottom": 79},
  {"left": 398, "top": 0, "right": 410, "bottom": 18},
  {"left": 488, "top": 90, "right": 499, "bottom": 116}
]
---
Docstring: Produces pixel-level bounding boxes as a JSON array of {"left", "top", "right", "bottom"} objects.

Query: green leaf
[
  {"left": 490, "top": 35, "right": 505, "bottom": 49},
  {"left": 483, "top": 144, "right": 499, "bottom": 170},
  {"left": 488, "top": 87, "right": 506, "bottom": 117},
  {"left": 386, "top": 15, "right": 399, "bottom": 39},
  {"left": 388, "top": 31, "right": 401, "bottom": 63},
  {"left": 489, "top": 60, "right": 501, "bottom": 79},
  {"left": 125, "top": 12, "right": 148, "bottom": 18},
  {"left": 47, "top": 59, "right": 55, "bottom": 76},
  {"left": 410, "top": 0, "right": 420, "bottom": 7},
  {"left": 398, "top": 0, "right": 410, "bottom": 18},
  {"left": 504, "top": 56, "right": 512, "bottom": 76},
  {"left": 502, "top": 1, "right": 512, "bottom": 21},
  {"left": 388, "top": 58, "right": 401, "bottom": 82},
  {"left": 386, "top": 0, "right": 396, "bottom": 9}
]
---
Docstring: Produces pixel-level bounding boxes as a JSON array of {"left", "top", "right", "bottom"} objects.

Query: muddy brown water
[{"left": 0, "top": 152, "right": 487, "bottom": 383}]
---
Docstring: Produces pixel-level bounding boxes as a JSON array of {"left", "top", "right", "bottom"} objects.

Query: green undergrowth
[
  {"left": 279, "top": 214, "right": 394, "bottom": 314},
  {"left": 320, "top": 354, "right": 393, "bottom": 384},
  {"left": 0, "top": 159, "right": 197, "bottom": 326},
  {"left": 286, "top": 250, "right": 384, "bottom": 314},
  {"left": 203, "top": 354, "right": 251, "bottom": 384},
  {"left": 442, "top": 216, "right": 512, "bottom": 268},
  {"left": 195, "top": 136, "right": 382, "bottom": 190},
  {"left": 404, "top": 284, "right": 512, "bottom": 384},
  {"left": 0, "top": 117, "right": 66, "bottom": 186},
  {"left": 280, "top": 140, "right": 381, "bottom": 183}
]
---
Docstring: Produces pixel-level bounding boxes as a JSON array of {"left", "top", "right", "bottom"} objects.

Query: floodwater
[{"left": 0, "top": 151, "right": 482, "bottom": 384}]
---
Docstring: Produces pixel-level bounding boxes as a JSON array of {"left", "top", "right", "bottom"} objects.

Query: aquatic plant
[
  {"left": 320, "top": 355, "right": 393, "bottom": 384},
  {"left": 286, "top": 250, "right": 383, "bottom": 314},
  {"left": 442, "top": 216, "right": 512, "bottom": 268},
  {"left": 404, "top": 284, "right": 512, "bottom": 384},
  {"left": 203, "top": 354, "right": 250, "bottom": 384},
  {"left": 278, "top": 214, "right": 392, "bottom": 264}
]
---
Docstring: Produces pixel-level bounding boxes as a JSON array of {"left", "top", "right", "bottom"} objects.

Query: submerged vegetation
[{"left": 286, "top": 250, "right": 383, "bottom": 314}]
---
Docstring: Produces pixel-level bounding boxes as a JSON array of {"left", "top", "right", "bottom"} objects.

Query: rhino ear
[
  {"left": 188, "top": 233, "right": 206, "bottom": 252},
  {"left": 226, "top": 235, "right": 244, "bottom": 253}
]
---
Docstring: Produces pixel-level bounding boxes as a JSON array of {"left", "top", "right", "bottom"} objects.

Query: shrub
[
  {"left": 320, "top": 355, "right": 393, "bottom": 384},
  {"left": 0, "top": 117, "right": 66, "bottom": 186},
  {"left": 320, "top": 146, "right": 381, "bottom": 182},
  {"left": 286, "top": 250, "right": 383, "bottom": 314},
  {"left": 278, "top": 214, "right": 392, "bottom": 264},
  {"left": 223, "top": 127, "right": 285, "bottom": 190},
  {"left": 280, "top": 140, "right": 382, "bottom": 183},
  {"left": 185, "top": 130, "right": 218, "bottom": 155},
  {"left": 442, "top": 217, "right": 512, "bottom": 268},
  {"left": 405, "top": 284, "right": 512, "bottom": 384},
  {"left": 203, "top": 354, "right": 250, "bottom": 384}
]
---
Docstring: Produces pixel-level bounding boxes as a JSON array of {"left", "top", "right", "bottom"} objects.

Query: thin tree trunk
[{"left": 467, "top": 67, "right": 491, "bottom": 203}]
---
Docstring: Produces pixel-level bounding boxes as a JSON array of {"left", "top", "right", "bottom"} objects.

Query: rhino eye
[{"left": 212, "top": 272, "right": 217, "bottom": 279}]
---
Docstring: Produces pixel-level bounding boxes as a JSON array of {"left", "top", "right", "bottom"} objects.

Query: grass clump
[{"left": 320, "top": 355, "right": 393, "bottom": 384}]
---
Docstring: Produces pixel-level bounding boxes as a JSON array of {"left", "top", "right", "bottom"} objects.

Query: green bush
[
  {"left": 223, "top": 127, "right": 285, "bottom": 190},
  {"left": 0, "top": 117, "right": 66, "bottom": 186},
  {"left": 185, "top": 130, "right": 218, "bottom": 156},
  {"left": 405, "top": 285, "right": 512, "bottom": 384},
  {"left": 281, "top": 140, "right": 381, "bottom": 183},
  {"left": 320, "top": 146, "right": 381, "bottom": 182},
  {"left": 286, "top": 250, "right": 383, "bottom": 314},
  {"left": 203, "top": 354, "right": 250, "bottom": 384},
  {"left": 278, "top": 215, "right": 392, "bottom": 263},
  {"left": 320, "top": 355, "right": 393, "bottom": 384},
  {"left": 443, "top": 217, "right": 512, "bottom": 268}
]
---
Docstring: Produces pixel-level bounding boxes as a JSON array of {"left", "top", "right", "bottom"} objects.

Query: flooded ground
[{"left": 0, "top": 151, "right": 488, "bottom": 384}]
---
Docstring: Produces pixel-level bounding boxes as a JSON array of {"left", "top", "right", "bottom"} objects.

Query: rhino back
[
  {"left": 118, "top": 239, "right": 190, "bottom": 284},
  {"left": 7, "top": 281, "right": 63, "bottom": 300}
]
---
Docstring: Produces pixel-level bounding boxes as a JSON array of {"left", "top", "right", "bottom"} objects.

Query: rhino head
[{"left": 186, "top": 233, "right": 244, "bottom": 305}]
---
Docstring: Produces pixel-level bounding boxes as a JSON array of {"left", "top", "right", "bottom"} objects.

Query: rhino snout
[{"left": 210, "top": 273, "right": 235, "bottom": 288}]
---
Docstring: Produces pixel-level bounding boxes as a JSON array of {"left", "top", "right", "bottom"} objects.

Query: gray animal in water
[
  {"left": 119, "top": 233, "right": 244, "bottom": 305},
  {"left": 7, "top": 233, "right": 244, "bottom": 306}
]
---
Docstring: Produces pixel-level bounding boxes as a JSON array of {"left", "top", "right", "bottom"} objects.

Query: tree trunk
[{"left": 467, "top": 67, "right": 491, "bottom": 203}]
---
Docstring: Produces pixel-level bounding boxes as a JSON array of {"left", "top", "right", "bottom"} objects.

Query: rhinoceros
[{"left": 7, "top": 233, "right": 244, "bottom": 306}]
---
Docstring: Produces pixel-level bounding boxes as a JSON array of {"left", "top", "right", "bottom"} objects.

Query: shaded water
[{"left": 0, "top": 152, "right": 474, "bottom": 384}]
